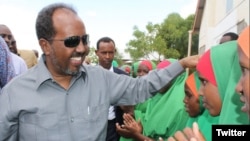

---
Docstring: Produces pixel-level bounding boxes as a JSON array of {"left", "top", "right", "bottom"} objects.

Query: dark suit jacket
[
  {"left": 106, "top": 67, "right": 129, "bottom": 141},
  {"left": 113, "top": 67, "right": 129, "bottom": 75},
  {"left": 113, "top": 67, "right": 129, "bottom": 125}
]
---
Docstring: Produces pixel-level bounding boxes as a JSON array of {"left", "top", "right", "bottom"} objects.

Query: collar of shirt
[
  {"left": 34, "top": 54, "right": 86, "bottom": 90},
  {"left": 109, "top": 66, "right": 114, "bottom": 72}
]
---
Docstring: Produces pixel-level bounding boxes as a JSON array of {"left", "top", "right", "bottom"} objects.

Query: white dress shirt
[{"left": 11, "top": 53, "right": 28, "bottom": 75}]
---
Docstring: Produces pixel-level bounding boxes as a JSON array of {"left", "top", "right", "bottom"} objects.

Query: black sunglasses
[{"left": 49, "top": 34, "right": 89, "bottom": 48}]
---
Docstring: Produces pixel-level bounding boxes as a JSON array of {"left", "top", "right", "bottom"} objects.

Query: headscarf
[
  {"left": 0, "top": 37, "right": 16, "bottom": 88},
  {"left": 185, "top": 71, "right": 204, "bottom": 120},
  {"left": 212, "top": 41, "right": 249, "bottom": 124},
  {"left": 134, "top": 60, "right": 156, "bottom": 113},
  {"left": 196, "top": 50, "right": 217, "bottom": 86},
  {"left": 191, "top": 41, "right": 248, "bottom": 141},
  {"left": 197, "top": 41, "right": 248, "bottom": 124},
  {"left": 120, "top": 64, "right": 131, "bottom": 75},
  {"left": 238, "top": 26, "right": 249, "bottom": 58},
  {"left": 131, "top": 61, "right": 140, "bottom": 78},
  {"left": 184, "top": 71, "right": 218, "bottom": 141},
  {"left": 139, "top": 60, "right": 156, "bottom": 71},
  {"left": 157, "top": 60, "right": 171, "bottom": 69},
  {"left": 185, "top": 72, "right": 200, "bottom": 98},
  {"left": 112, "top": 60, "right": 118, "bottom": 67},
  {"left": 136, "top": 59, "right": 189, "bottom": 139},
  {"left": 150, "top": 60, "right": 157, "bottom": 70},
  {"left": 185, "top": 72, "right": 199, "bottom": 127}
]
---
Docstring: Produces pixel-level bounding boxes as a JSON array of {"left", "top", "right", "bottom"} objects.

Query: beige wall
[
  {"left": 198, "top": 0, "right": 249, "bottom": 54},
  {"left": 236, "top": 0, "right": 249, "bottom": 33}
]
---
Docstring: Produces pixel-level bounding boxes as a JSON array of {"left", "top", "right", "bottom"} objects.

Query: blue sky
[{"left": 0, "top": 0, "right": 197, "bottom": 58}]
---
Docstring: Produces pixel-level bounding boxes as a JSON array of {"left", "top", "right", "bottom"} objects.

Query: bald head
[
  {"left": 0, "top": 24, "right": 12, "bottom": 47},
  {"left": 35, "top": 3, "right": 78, "bottom": 40}
]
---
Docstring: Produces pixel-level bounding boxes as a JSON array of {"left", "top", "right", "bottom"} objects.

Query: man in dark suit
[{"left": 95, "top": 37, "right": 129, "bottom": 141}]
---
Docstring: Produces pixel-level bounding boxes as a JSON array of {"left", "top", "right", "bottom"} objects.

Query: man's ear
[{"left": 39, "top": 38, "right": 50, "bottom": 55}]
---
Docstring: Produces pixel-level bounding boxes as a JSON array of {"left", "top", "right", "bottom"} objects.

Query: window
[{"left": 226, "top": 0, "right": 233, "bottom": 13}]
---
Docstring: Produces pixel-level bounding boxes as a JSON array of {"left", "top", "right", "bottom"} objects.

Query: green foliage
[
  {"left": 87, "top": 47, "right": 98, "bottom": 64},
  {"left": 159, "top": 13, "right": 198, "bottom": 58},
  {"left": 125, "top": 12, "right": 198, "bottom": 60},
  {"left": 164, "top": 48, "right": 181, "bottom": 59},
  {"left": 125, "top": 23, "right": 166, "bottom": 61},
  {"left": 114, "top": 49, "right": 124, "bottom": 67}
]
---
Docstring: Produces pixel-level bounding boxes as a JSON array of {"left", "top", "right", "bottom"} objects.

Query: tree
[
  {"left": 125, "top": 24, "right": 155, "bottom": 61},
  {"left": 114, "top": 49, "right": 124, "bottom": 66},
  {"left": 125, "top": 22, "right": 180, "bottom": 62},
  {"left": 125, "top": 13, "right": 198, "bottom": 61},
  {"left": 158, "top": 13, "right": 198, "bottom": 58},
  {"left": 87, "top": 47, "right": 98, "bottom": 64}
]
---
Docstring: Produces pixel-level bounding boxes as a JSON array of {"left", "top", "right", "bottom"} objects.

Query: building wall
[{"left": 198, "top": 0, "right": 249, "bottom": 54}]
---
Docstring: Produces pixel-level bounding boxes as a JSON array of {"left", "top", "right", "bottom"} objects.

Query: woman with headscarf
[
  {"left": 117, "top": 60, "right": 156, "bottom": 141},
  {"left": 117, "top": 59, "right": 189, "bottom": 140},
  {"left": 131, "top": 61, "right": 140, "bottom": 78},
  {"left": 168, "top": 40, "right": 249, "bottom": 141},
  {"left": 184, "top": 71, "right": 203, "bottom": 125},
  {"left": 184, "top": 71, "right": 218, "bottom": 141},
  {"left": 137, "top": 60, "right": 156, "bottom": 77},
  {"left": 0, "top": 37, "right": 15, "bottom": 89},
  {"left": 235, "top": 26, "right": 250, "bottom": 118},
  {"left": 196, "top": 40, "right": 248, "bottom": 124},
  {"left": 120, "top": 64, "right": 131, "bottom": 76},
  {"left": 133, "top": 60, "right": 157, "bottom": 114},
  {"left": 112, "top": 60, "right": 119, "bottom": 67}
]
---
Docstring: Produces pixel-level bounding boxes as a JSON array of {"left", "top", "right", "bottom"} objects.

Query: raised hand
[
  {"left": 167, "top": 122, "right": 205, "bottom": 141},
  {"left": 116, "top": 113, "right": 142, "bottom": 138},
  {"left": 123, "top": 113, "right": 143, "bottom": 133}
]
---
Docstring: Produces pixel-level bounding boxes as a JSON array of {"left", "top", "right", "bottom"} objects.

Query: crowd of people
[
  {"left": 0, "top": 2, "right": 249, "bottom": 141},
  {"left": 0, "top": 24, "right": 39, "bottom": 76}
]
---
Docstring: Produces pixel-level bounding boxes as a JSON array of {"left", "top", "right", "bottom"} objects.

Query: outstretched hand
[{"left": 167, "top": 122, "right": 205, "bottom": 141}]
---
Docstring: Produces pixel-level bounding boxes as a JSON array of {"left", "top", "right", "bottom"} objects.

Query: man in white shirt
[
  {"left": 10, "top": 52, "right": 28, "bottom": 75},
  {"left": 95, "top": 36, "right": 129, "bottom": 141}
]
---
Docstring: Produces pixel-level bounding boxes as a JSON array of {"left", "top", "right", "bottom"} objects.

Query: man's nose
[
  {"left": 76, "top": 41, "right": 88, "bottom": 54},
  {"left": 105, "top": 53, "right": 112, "bottom": 58}
]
